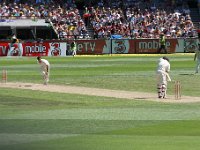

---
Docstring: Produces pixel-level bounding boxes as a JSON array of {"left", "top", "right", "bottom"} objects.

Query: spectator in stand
[{"left": 83, "top": 7, "right": 90, "bottom": 27}]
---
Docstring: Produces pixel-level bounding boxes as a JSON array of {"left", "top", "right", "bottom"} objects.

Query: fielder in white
[
  {"left": 37, "top": 56, "right": 50, "bottom": 85},
  {"left": 194, "top": 44, "right": 200, "bottom": 74},
  {"left": 156, "top": 56, "right": 171, "bottom": 99}
]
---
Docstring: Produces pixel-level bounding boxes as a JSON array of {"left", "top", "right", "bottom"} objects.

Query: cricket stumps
[
  {"left": 175, "top": 81, "right": 181, "bottom": 100},
  {"left": 2, "top": 69, "right": 7, "bottom": 83}
]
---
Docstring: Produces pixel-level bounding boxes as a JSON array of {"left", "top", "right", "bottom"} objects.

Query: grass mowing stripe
[
  {"left": 1, "top": 107, "right": 200, "bottom": 120},
  {"left": 104, "top": 120, "right": 200, "bottom": 136},
  {"left": 0, "top": 133, "right": 78, "bottom": 145},
  {"left": 2, "top": 135, "right": 200, "bottom": 150},
  {"left": 1, "top": 120, "right": 200, "bottom": 149},
  {"left": 1, "top": 120, "right": 200, "bottom": 136},
  {"left": 0, "top": 119, "right": 155, "bottom": 134}
]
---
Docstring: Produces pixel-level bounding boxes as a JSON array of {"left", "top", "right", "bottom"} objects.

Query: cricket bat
[{"left": 166, "top": 73, "right": 171, "bottom": 82}]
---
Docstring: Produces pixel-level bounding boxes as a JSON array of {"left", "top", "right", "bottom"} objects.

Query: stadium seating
[{"left": 0, "top": 0, "right": 198, "bottom": 40}]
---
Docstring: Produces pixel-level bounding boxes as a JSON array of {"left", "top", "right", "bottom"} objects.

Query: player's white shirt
[
  {"left": 39, "top": 59, "right": 50, "bottom": 71},
  {"left": 157, "top": 58, "right": 170, "bottom": 73},
  {"left": 195, "top": 50, "right": 200, "bottom": 60}
]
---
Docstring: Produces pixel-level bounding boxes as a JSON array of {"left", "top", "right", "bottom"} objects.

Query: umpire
[{"left": 157, "top": 33, "right": 167, "bottom": 54}]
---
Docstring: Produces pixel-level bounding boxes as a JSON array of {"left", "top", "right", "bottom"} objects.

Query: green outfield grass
[
  {"left": 0, "top": 54, "right": 200, "bottom": 150},
  {"left": 0, "top": 54, "right": 198, "bottom": 96}
]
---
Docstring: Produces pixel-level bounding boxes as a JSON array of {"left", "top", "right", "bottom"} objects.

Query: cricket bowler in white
[
  {"left": 156, "top": 56, "right": 171, "bottom": 98},
  {"left": 37, "top": 56, "right": 50, "bottom": 85},
  {"left": 194, "top": 43, "right": 200, "bottom": 74}
]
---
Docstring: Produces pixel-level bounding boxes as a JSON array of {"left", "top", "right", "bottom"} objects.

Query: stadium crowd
[
  {"left": 0, "top": 0, "right": 198, "bottom": 39},
  {"left": 0, "top": 0, "right": 89, "bottom": 39},
  {"left": 88, "top": 0, "right": 196, "bottom": 38}
]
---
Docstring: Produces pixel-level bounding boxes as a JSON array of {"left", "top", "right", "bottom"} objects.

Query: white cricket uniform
[
  {"left": 38, "top": 59, "right": 50, "bottom": 85},
  {"left": 156, "top": 58, "right": 170, "bottom": 98}
]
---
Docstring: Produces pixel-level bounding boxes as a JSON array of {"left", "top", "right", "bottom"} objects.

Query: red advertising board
[
  {"left": 23, "top": 42, "right": 50, "bottom": 56},
  {"left": 134, "top": 39, "right": 178, "bottom": 54},
  {"left": 0, "top": 42, "right": 9, "bottom": 56},
  {"left": 0, "top": 38, "right": 184, "bottom": 56},
  {"left": 74, "top": 39, "right": 107, "bottom": 54}
]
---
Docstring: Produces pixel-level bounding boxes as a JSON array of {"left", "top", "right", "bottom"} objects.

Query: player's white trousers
[
  {"left": 195, "top": 59, "right": 200, "bottom": 73},
  {"left": 156, "top": 70, "right": 167, "bottom": 98}
]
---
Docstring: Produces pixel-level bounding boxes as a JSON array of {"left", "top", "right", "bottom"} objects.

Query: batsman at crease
[{"left": 156, "top": 56, "right": 171, "bottom": 99}]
